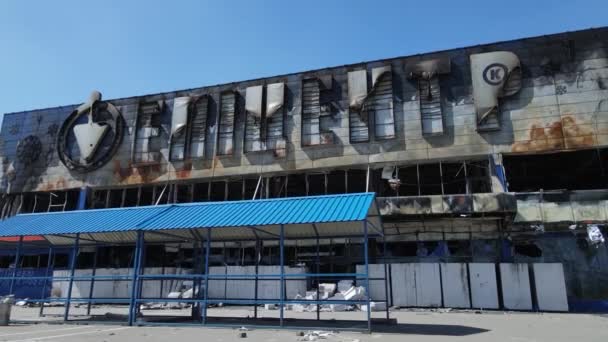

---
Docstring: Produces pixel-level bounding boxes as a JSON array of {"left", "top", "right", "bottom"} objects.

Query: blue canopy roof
[{"left": 0, "top": 193, "right": 380, "bottom": 243}]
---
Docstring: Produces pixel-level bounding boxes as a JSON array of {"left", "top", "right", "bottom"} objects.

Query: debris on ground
[{"left": 298, "top": 330, "right": 335, "bottom": 341}]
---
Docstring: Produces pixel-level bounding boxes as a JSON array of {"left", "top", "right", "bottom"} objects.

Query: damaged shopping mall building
[{"left": 0, "top": 27, "right": 607, "bottom": 327}]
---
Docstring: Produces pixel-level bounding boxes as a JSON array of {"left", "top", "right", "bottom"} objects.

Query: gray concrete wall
[{"left": 1, "top": 28, "right": 607, "bottom": 193}]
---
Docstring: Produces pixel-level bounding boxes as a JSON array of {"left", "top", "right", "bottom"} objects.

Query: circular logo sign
[
  {"left": 482, "top": 63, "right": 508, "bottom": 86},
  {"left": 57, "top": 91, "right": 125, "bottom": 173}
]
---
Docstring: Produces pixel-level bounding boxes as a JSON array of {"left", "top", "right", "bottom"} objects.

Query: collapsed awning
[{"left": 0, "top": 193, "right": 382, "bottom": 245}]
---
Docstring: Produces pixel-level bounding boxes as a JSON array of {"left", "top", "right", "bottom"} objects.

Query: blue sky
[{"left": 0, "top": 0, "right": 606, "bottom": 122}]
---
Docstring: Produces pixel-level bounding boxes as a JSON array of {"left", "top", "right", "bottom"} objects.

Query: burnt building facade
[{"left": 1, "top": 28, "right": 607, "bottom": 310}]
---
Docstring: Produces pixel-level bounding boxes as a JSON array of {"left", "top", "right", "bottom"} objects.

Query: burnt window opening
[
  {"left": 245, "top": 83, "right": 286, "bottom": 154},
  {"left": 346, "top": 169, "right": 367, "bottom": 193},
  {"left": 193, "top": 183, "right": 209, "bottom": 202},
  {"left": 175, "top": 184, "right": 193, "bottom": 203},
  {"left": 154, "top": 184, "right": 170, "bottom": 205},
  {"left": 418, "top": 163, "right": 443, "bottom": 195},
  {"left": 91, "top": 190, "right": 107, "bottom": 209},
  {"left": 397, "top": 165, "right": 419, "bottom": 196},
  {"left": 268, "top": 176, "right": 287, "bottom": 198},
  {"left": 504, "top": 149, "right": 607, "bottom": 192},
  {"left": 347, "top": 66, "right": 395, "bottom": 143},
  {"left": 447, "top": 240, "right": 471, "bottom": 257},
  {"left": 327, "top": 170, "right": 346, "bottom": 194},
  {"left": 287, "top": 174, "right": 307, "bottom": 197},
  {"left": 209, "top": 181, "right": 226, "bottom": 201},
  {"left": 243, "top": 178, "right": 260, "bottom": 200},
  {"left": 307, "top": 173, "right": 326, "bottom": 196},
  {"left": 108, "top": 189, "right": 123, "bottom": 208},
  {"left": 19, "top": 193, "right": 36, "bottom": 213},
  {"left": 133, "top": 100, "right": 163, "bottom": 164},
  {"left": 227, "top": 179, "right": 244, "bottom": 201},
  {"left": 123, "top": 188, "right": 138, "bottom": 207},
  {"left": 217, "top": 92, "right": 236, "bottom": 156},
  {"left": 53, "top": 253, "right": 69, "bottom": 268},
  {"left": 442, "top": 162, "right": 468, "bottom": 195},
  {"left": 514, "top": 242, "right": 542, "bottom": 258},
  {"left": 388, "top": 241, "right": 418, "bottom": 257},
  {"left": 466, "top": 160, "right": 491, "bottom": 193},
  {"left": 139, "top": 186, "right": 154, "bottom": 206},
  {"left": 301, "top": 77, "right": 336, "bottom": 146},
  {"left": 188, "top": 96, "right": 209, "bottom": 159}
]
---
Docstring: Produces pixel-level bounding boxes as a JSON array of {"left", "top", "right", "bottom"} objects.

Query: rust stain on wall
[
  {"left": 113, "top": 160, "right": 165, "bottom": 184},
  {"left": 175, "top": 160, "right": 192, "bottom": 179},
  {"left": 512, "top": 115, "right": 595, "bottom": 152}
]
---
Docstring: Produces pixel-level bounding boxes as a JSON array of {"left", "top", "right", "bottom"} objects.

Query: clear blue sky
[{"left": 0, "top": 0, "right": 606, "bottom": 122}]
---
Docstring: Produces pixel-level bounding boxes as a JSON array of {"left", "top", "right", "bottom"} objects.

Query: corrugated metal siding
[
  {"left": 189, "top": 96, "right": 209, "bottom": 158},
  {"left": 217, "top": 92, "right": 236, "bottom": 155},
  {"left": 0, "top": 193, "right": 375, "bottom": 238},
  {"left": 420, "top": 77, "right": 444, "bottom": 135}
]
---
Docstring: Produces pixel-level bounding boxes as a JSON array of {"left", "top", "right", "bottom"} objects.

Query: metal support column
[
  {"left": 363, "top": 221, "right": 371, "bottom": 331},
  {"left": 202, "top": 228, "right": 211, "bottom": 324},
  {"left": 8, "top": 235, "right": 23, "bottom": 295},
  {"left": 382, "top": 237, "right": 390, "bottom": 321},
  {"left": 39, "top": 246, "right": 54, "bottom": 317},
  {"left": 128, "top": 231, "right": 144, "bottom": 326},
  {"left": 64, "top": 233, "right": 80, "bottom": 321},
  {"left": 253, "top": 238, "right": 260, "bottom": 319},
  {"left": 86, "top": 246, "right": 99, "bottom": 316},
  {"left": 279, "top": 224, "right": 285, "bottom": 327},
  {"left": 315, "top": 234, "right": 320, "bottom": 321}
]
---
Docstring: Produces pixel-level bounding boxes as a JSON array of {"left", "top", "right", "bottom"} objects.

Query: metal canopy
[{"left": 0, "top": 193, "right": 382, "bottom": 244}]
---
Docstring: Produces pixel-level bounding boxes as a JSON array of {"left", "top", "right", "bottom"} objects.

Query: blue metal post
[
  {"left": 363, "top": 221, "right": 371, "bottom": 332},
  {"left": 8, "top": 235, "right": 24, "bottom": 295},
  {"left": 39, "top": 246, "right": 54, "bottom": 317},
  {"left": 279, "top": 224, "right": 285, "bottom": 327},
  {"left": 86, "top": 246, "right": 99, "bottom": 316},
  {"left": 64, "top": 233, "right": 80, "bottom": 321},
  {"left": 77, "top": 187, "right": 88, "bottom": 210},
  {"left": 128, "top": 231, "right": 144, "bottom": 326},
  {"left": 202, "top": 228, "right": 211, "bottom": 324}
]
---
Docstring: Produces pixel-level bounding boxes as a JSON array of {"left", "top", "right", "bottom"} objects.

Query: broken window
[
  {"left": 327, "top": 170, "right": 346, "bottom": 194},
  {"left": 91, "top": 190, "right": 107, "bottom": 209},
  {"left": 405, "top": 57, "right": 451, "bottom": 135},
  {"left": 108, "top": 189, "right": 124, "bottom": 208},
  {"left": 209, "top": 181, "right": 226, "bottom": 201},
  {"left": 217, "top": 92, "right": 236, "bottom": 155},
  {"left": 307, "top": 173, "right": 326, "bottom": 195},
  {"left": 397, "top": 165, "right": 419, "bottom": 196},
  {"left": 189, "top": 96, "right": 209, "bottom": 159},
  {"left": 123, "top": 188, "right": 138, "bottom": 207},
  {"left": 470, "top": 51, "right": 522, "bottom": 131},
  {"left": 174, "top": 184, "right": 193, "bottom": 203},
  {"left": 227, "top": 179, "right": 243, "bottom": 201},
  {"left": 442, "top": 162, "right": 468, "bottom": 195},
  {"left": 466, "top": 160, "right": 491, "bottom": 193},
  {"left": 346, "top": 169, "right": 367, "bottom": 193},
  {"left": 245, "top": 83, "right": 287, "bottom": 156},
  {"left": 154, "top": 184, "right": 170, "bottom": 205},
  {"left": 268, "top": 176, "right": 287, "bottom": 198},
  {"left": 193, "top": 183, "right": 209, "bottom": 202},
  {"left": 504, "top": 149, "right": 606, "bottom": 192},
  {"left": 139, "top": 186, "right": 154, "bottom": 206},
  {"left": 243, "top": 177, "right": 260, "bottom": 200},
  {"left": 301, "top": 76, "right": 336, "bottom": 146},
  {"left": 47, "top": 192, "right": 68, "bottom": 212},
  {"left": 286, "top": 174, "right": 307, "bottom": 197},
  {"left": 347, "top": 66, "right": 395, "bottom": 143},
  {"left": 169, "top": 97, "right": 190, "bottom": 161},
  {"left": 133, "top": 100, "right": 163, "bottom": 164},
  {"left": 418, "top": 163, "right": 443, "bottom": 195}
]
